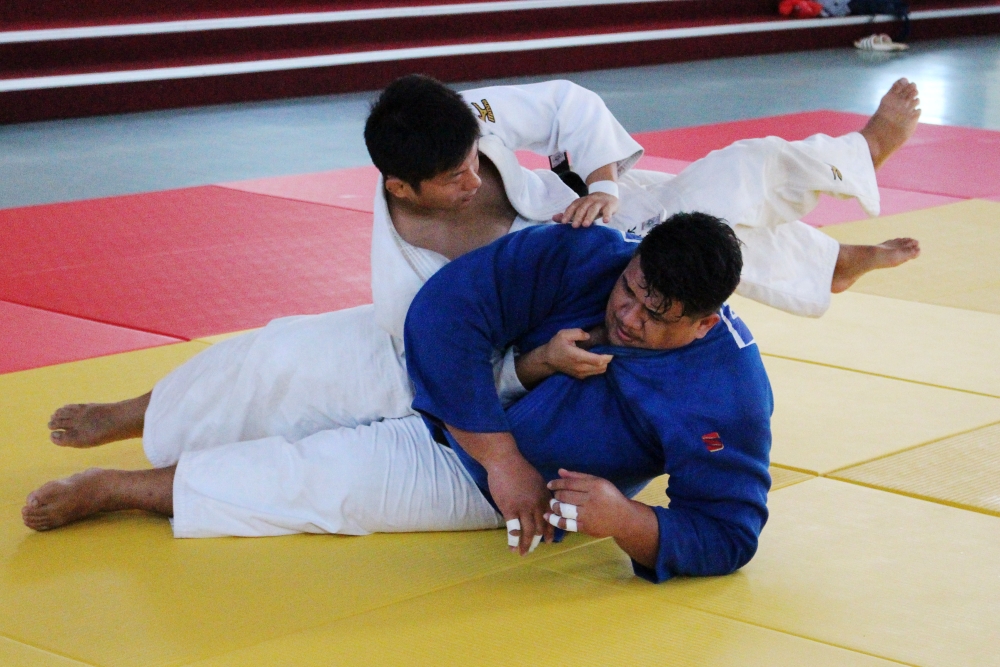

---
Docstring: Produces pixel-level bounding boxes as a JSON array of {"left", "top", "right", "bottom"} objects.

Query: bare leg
[
  {"left": 48, "top": 391, "right": 151, "bottom": 448},
  {"left": 22, "top": 466, "right": 175, "bottom": 531},
  {"left": 831, "top": 78, "right": 922, "bottom": 292}
]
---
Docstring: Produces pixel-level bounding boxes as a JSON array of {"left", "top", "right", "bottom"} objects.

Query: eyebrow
[{"left": 626, "top": 273, "right": 668, "bottom": 320}]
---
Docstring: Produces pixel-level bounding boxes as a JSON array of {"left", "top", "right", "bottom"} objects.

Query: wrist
[
  {"left": 483, "top": 446, "right": 529, "bottom": 475},
  {"left": 587, "top": 180, "right": 619, "bottom": 199},
  {"left": 613, "top": 500, "right": 657, "bottom": 542},
  {"left": 538, "top": 341, "right": 557, "bottom": 374}
]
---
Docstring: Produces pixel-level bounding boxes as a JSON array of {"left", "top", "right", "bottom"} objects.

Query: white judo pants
[
  {"left": 147, "top": 308, "right": 503, "bottom": 538},
  {"left": 146, "top": 132, "right": 875, "bottom": 538}
]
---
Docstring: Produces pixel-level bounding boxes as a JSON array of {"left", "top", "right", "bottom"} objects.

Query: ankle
[{"left": 89, "top": 469, "right": 129, "bottom": 512}]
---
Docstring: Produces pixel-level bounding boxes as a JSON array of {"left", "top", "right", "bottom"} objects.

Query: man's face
[
  {"left": 385, "top": 143, "right": 481, "bottom": 211},
  {"left": 605, "top": 257, "right": 721, "bottom": 350}
]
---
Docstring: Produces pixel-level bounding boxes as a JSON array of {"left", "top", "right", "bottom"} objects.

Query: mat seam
[
  {"left": 821, "top": 475, "right": 1000, "bottom": 519},
  {"left": 209, "top": 183, "right": 374, "bottom": 214},
  {"left": 0, "top": 632, "right": 99, "bottom": 666},
  {"left": 0, "top": 297, "right": 193, "bottom": 341},
  {"left": 171, "top": 536, "right": 609, "bottom": 666},
  {"left": 527, "top": 562, "right": 921, "bottom": 667},
  {"left": 769, "top": 462, "right": 820, "bottom": 476},
  {"left": 823, "top": 418, "right": 1000, "bottom": 475},
  {"left": 760, "top": 351, "right": 1000, "bottom": 399},
  {"left": 0, "top": 340, "right": 211, "bottom": 379}
]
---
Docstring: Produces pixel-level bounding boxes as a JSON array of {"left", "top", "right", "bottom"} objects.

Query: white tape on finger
[
  {"left": 506, "top": 518, "right": 520, "bottom": 548},
  {"left": 563, "top": 518, "right": 578, "bottom": 532},
  {"left": 549, "top": 498, "right": 579, "bottom": 520},
  {"left": 528, "top": 534, "right": 542, "bottom": 553}
]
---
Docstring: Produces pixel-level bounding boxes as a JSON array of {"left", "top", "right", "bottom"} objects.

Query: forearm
[
  {"left": 444, "top": 425, "right": 526, "bottom": 471},
  {"left": 446, "top": 424, "right": 554, "bottom": 552},
  {"left": 585, "top": 162, "right": 618, "bottom": 186},
  {"left": 612, "top": 501, "right": 660, "bottom": 569}
]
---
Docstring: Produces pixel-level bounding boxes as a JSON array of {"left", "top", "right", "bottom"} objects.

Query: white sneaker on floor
[{"left": 854, "top": 33, "right": 909, "bottom": 51}]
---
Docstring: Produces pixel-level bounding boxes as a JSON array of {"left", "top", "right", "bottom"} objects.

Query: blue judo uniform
[{"left": 405, "top": 224, "right": 773, "bottom": 582}]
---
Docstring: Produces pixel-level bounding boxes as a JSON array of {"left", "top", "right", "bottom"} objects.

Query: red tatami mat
[
  {"left": 215, "top": 152, "right": 568, "bottom": 213},
  {"left": 0, "top": 187, "right": 373, "bottom": 339},
  {"left": 633, "top": 111, "right": 1000, "bottom": 200},
  {"left": 635, "top": 155, "right": 692, "bottom": 174},
  {"left": 215, "top": 152, "right": 693, "bottom": 216},
  {"left": 633, "top": 111, "right": 866, "bottom": 161},
  {"left": 802, "top": 187, "right": 961, "bottom": 227},
  {"left": 219, "top": 165, "right": 381, "bottom": 213},
  {"left": 0, "top": 301, "right": 182, "bottom": 374}
]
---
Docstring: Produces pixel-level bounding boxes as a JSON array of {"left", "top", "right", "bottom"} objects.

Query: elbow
[
  {"left": 677, "top": 527, "right": 759, "bottom": 580},
  {"left": 645, "top": 508, "right": 764, "bottom": 582}
]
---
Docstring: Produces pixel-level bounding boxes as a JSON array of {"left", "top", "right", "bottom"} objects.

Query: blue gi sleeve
[
  {"left": 404, "top": 224, "right": 628, "bottom": 433},
  {"left": 627, "top": 352, "right": 773, "bottom": 582}
]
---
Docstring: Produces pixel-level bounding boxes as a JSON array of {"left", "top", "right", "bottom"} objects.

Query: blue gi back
[{"left": 405, "top": 224, "right": 773, "bottom": 582}]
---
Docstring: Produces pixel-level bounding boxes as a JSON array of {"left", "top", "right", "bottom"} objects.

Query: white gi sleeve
[
  {"left": 460, "top": 80, "right": 643, "bottom": 179},
  {"left": 492, "top": 347, "right": 528, "bottom": 407}
]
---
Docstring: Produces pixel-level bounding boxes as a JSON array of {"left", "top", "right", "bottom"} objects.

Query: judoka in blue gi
[
  {"left": 23, "top": 210, "right": 771, "bottom": 583},
  {"left": 406, "top": 214, "right": 771, "bottom": 581}
]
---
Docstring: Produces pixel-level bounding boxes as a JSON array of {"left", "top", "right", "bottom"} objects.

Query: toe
[{"left": 52, "top": 428, "right": 79, "bottom": 446}]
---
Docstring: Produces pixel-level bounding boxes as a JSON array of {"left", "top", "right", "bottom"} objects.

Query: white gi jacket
[
  {"left": 371, "top": 80, "right": 880, "bottom": 343},
  {"left": 371, "top": 79, "right": 653, "bottom": 343}
]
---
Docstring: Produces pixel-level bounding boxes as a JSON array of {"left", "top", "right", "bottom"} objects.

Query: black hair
[
  {"left": 635, "top": 212, "right": 743, "bottom": 318},
  {"left": 364, "top": 74, "right": 481, "bottom": 190}
]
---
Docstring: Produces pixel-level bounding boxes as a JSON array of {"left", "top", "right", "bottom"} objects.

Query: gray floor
[{"left": 2, "top": 35, "right": 999, "bottom": 210}]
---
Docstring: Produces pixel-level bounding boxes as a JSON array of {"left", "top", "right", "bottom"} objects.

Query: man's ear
[
  {"left": 384, "top": 176, "right": 417, "bottom": 201},
  {"left": 692, "top": 313, "right": 721, "bottom": 340}
]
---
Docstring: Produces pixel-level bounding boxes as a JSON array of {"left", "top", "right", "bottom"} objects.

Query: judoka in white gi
[{"left": 27, "top": 75, "right": 921, "bottom": 542}]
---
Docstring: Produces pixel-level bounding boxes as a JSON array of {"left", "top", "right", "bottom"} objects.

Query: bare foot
[
  {"left": 21, "top": 469, "right": 115, "bottom": 531},
  {"left": 831, "top": 238, "right": 921, "bottom": 293},
  {"left": 48, "top": 392, "right": 150, "bottom": 448},
  {"left": 860, "top": 78, "right": 921, "bottom": 169},
  {"left": 22, "top": 466, "right": 176, "bottom": 531}
]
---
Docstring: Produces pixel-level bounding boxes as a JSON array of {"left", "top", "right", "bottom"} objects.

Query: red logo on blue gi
[{"left": 702, "top": 432, "right": 724, "bottom": 452}]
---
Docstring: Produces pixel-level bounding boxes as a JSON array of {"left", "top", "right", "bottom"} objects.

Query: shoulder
[{"left": 493, "top": 223, "right": 631, "bottom": 263}]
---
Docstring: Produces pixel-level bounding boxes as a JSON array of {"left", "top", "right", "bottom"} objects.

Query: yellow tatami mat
[
  {"left": 0, "top": 343, "right": 209, "bottom": 508},
  {"left": 536, "top": 478, "right": 1000, "bottom": 667},
  {"left": 730, "top": 291, "right": 1000, "bottom": 397},
  {"left": 194, "top": 328, "right": 259, "bottom": 345},
  {"left": 832, "top": 420, "right": 1000, "bottom": 516},
  {"left": 0, "top": 636, "right": 90, "bottom": 667},
  {"left": 823, "top": 199, "right": 1000, "bottom": 314},
  {"left": 764, "top": 355, "right": 1000, "bottom": 473},
  {"left": 184, "top": 560, "right": 901, "bottom": 667},
  {"left": 0, "top": 508, "right": 594, "bottom": 667},
  {"left": 632, "top": 465, "right": 814, "bottom": 506}
]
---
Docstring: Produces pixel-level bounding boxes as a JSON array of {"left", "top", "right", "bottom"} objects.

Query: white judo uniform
[{"left": 144, "top": 80, "right": 880, "bottom": 538}]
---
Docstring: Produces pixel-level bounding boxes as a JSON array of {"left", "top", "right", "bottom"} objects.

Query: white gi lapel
[{"left": 370, "top": 177, "right": 448, "bottom": 341}]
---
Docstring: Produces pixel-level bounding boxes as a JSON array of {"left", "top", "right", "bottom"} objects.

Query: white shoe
[{"left": 854, "top": 33, "right": 909, "bottom": 51}]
